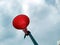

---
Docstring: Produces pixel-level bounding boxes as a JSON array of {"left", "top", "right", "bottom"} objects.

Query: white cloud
[
  {"left": 21, "top": 1, "right": 29, "bottom": 15},
  {"left": 0, "top": 0, "right": 60, "bottom": 45},
  {"left": 0, "top": 1, "right": 5, "bottom": 6}
]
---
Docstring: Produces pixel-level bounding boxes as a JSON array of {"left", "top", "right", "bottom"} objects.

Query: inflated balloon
[{"left": 12, "top": 14, "right": 30, "bottom": 29}]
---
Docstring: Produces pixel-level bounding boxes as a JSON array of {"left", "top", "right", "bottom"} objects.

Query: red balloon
[{"left": 12, "top": 14, "right": 30, "bottom": 29}]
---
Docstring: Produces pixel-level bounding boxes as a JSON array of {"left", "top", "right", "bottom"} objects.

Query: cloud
[
  {"left": 45, "top": 0, "right": 56, "bottom": 6},
  {"left": 0, "top": 0, "right": 60, "bottom": 45}
]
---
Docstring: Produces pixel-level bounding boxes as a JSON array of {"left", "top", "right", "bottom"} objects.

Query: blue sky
[{"left": 0, "top": 0, "right": 60, "bottom": 45}]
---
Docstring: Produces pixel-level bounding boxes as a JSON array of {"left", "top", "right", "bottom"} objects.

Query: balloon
[{"left": 12, "top": 14, "right": 30, "bottom": 29}]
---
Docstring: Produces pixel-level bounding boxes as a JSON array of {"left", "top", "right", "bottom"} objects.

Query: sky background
[{"left": 0, "top": 0, "right": 60, "bottom": 45}]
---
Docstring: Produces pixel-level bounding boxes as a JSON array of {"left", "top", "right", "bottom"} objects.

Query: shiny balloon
[{"left": 12, "top": 14, "right": 30, "bottom": 29}]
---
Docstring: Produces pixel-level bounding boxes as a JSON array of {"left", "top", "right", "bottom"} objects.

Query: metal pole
[{"left": 29, "top": 31, "right": 38, "bottom": 45}]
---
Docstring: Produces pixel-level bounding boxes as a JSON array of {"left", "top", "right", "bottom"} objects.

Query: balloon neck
[
  {"left": 23, "top": 28, "right": 28, "bottom": 34},
  {"left": 23, "top": 28, "right": 30, "bottom": 38}
]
